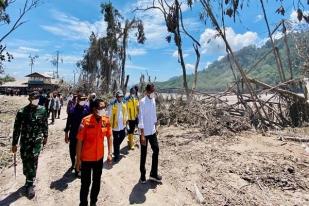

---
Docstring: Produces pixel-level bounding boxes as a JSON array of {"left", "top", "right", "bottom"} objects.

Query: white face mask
[
  {"left": 150, "top": 93, "right": 155, "bottom": 99},
  {"left": 31, "top": 99, "right": 39, "bottom": 106},
  {"left": 79, "top": 101, "right": 85, "bottom": 106},
  {"left": 97, "top": 109, "right": 106, "bottom": 116}
]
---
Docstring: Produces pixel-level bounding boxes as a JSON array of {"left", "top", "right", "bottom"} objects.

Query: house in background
[
  {"left": 26, "top": 72, "right": 59, "bottom": 92},
  {"left": 0, "top": 72, "right": 60, "bottom": 95}
]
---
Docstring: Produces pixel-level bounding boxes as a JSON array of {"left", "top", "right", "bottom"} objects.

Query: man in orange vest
[{"left": 76, "top": 99, "right": 112, "bottom": 206}]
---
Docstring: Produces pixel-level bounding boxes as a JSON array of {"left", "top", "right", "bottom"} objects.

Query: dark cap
[
  {"left": 130, "top": 88, "right": 136, "bottom": 94},
  {"left": 29, "top": 91, "right": 40, "bottom": 99},
  {"left": 77, "top": 94, "right": 87, "bottom": 100}
]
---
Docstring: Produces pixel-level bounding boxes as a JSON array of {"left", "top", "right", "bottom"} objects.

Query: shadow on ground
[
  {"left": 50, "top": 168, "right": 77, "bottom": 192},
  {"left": 129, "top": 181, "right": 161, "bottom": 204},
  {"left": 0, "top": 186, "right": 25, "bottom": 206}
]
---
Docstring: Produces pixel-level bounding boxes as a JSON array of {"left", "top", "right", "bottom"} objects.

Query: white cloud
[
  {"left": 9, "top": 46, "right": 40, "bottom": 60},
  {"left": 217, "top": 55, "right": 224, "bottom": 61},
  {"left": 41, "top": 10, "right": 107, "bottom": 41},
  {"left": 205, "top": 61, "right": 212, "bottom": 69},
  {"left": 185, "top": 63, "right": 195, "bottom": 70},
  {"left": 255, "top": 14, "right": 263, "bottom": 22},
  {"left": 199, "top": 27, "right": 258, "bottom": 54},
  {"left": 19, "top": 47, "right": 40, "bottom": 52},
  {"left": 61, "top": 55, "right": 82, "bottom": 64},
  {"left": 132, "top": 0, "right": 169, "bottom": 49},
  {"left": 172, "top": 50, "right": 189, "bottom": 58},
  {"left": 257, "top": 10, "right": 309, "bottom": 48},
  {"left": 128, "top": 48, "right": 147, "bottom": 56},
  {"left": 290, "top": 10, "right": 309, "bottom": 24},
  {"left": 126, "top": 63, "right": 148, "bottom": 71}
]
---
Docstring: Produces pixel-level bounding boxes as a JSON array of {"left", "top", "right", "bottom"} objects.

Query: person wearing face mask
[
  {"left": 11, "top": 91, "right": 48, "bottom": 199},
  {"left": 90, "top": 93, "right": 96, "bottom": 101},
  {"left": 48, "top": 93, "right": 57, "bottom": 124},
  {"left": 76, "top": 99, "right": 112, "bottom": 206},
  {"left": 67, "top": 93, "right": 77, "bottom": 114},
  {"left": 125, "top": 88, "right": 139, "bottom": 150},
  {"left": 110, "top": 90, "right": 128, "bottom": 162},
  {"left": 64, "top": 94, "right": 90, "bottom": 177},
  {"left": 138, "top": 83, "right": 162, "bottom": 184}
]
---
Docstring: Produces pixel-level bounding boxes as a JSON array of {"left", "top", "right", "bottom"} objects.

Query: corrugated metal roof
[{"left": 25, "top": 72, "right": 52, "bottom": 78}]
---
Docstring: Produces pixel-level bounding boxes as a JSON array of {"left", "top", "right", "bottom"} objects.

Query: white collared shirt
[
  {"left": 138, "top": 96, "right": 157, "bottom": 136},
  {"left": 113, "top": 102, "right": 125, "bottom": 131}
]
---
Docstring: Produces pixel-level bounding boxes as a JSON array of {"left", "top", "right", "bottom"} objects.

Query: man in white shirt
[{"left": 138, "top": 83, "right": 162, "bottom": 183}]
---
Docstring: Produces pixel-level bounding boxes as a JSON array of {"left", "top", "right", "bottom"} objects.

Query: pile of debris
[{"left": 157, "top": 93, "right": 251, "bottom": 137}]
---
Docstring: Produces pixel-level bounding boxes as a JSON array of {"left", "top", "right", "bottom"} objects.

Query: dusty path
[
  {"left": 1, "top": 96, "right": 309, "bottom": 206},
  {"left": 0, "top": 106, "right": 195, "bottom": 206}
]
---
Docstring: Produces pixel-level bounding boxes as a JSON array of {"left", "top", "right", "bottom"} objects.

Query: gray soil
[{"left": 0, "top": 96, "right": 308, "bottom": 205}]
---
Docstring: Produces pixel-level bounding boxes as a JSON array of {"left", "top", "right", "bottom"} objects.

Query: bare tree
[
  {"left": 0, "top": 0, "right": 40, "bottom": 73},
  {"left": 120, "top": 18, "right": 145, "bottom": 94},
  {"left": 136, "top": 0, "right": 201, "bottom": 101}
]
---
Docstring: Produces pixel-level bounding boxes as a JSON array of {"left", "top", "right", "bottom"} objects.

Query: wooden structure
[{"left": 25, "top": 72, "right": 59, "bottom": 92}]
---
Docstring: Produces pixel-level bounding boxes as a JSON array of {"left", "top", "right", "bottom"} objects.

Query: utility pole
[
  {"left": 56, "top": 51, "right": 59, "bottom": 78},
  {"left": 51, "top": 51, "right": 62, "bottom": 79},
  {"left": 29, "top": 54, "right": 39, "bottom": 73},
  {"left": 73, "top": 69, "right": 76, "bottom": 85}
]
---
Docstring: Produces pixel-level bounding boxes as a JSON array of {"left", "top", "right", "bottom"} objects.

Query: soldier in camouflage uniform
[{"left": 11, "top": 91, "right": 48, "bottom": 199}]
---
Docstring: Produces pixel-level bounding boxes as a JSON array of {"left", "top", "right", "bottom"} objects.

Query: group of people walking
[
  {"left": 11, "top": 83, "right": 161, "bottom": 206},
  {"left": 38, "top": 90, "right": 64, "bottom": 124}
]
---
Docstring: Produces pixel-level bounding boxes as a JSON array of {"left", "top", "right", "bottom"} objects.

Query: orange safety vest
[{"left": 77, "top": 114, "right": 112, "bottom": 161}]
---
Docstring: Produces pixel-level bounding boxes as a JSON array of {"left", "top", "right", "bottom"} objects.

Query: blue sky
[{"left": 2, "top": 0, "right": 308, "bottom": 84}]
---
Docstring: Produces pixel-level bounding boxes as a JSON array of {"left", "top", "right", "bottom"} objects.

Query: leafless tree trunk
[
  {"left": 136, "top": 0, "right": 200, "bottom": 102},
  {"left": 282, "top": 20, "right": 293, "bottom": 80},
  {"left": 192, "top": 44, "right": 200, "bottom": 91},
  {"left": 120, "top": 27, "right": 128, "bottom": 93},
  {"left": 200, "top": 0, "right": 270, "bottom": 122},
  {"left": 260, "top": 0, "right": 286, "bottom": 82}
]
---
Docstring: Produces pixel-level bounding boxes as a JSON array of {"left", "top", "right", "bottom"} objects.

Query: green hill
[{"left": 156, "top": 32, "right": 307, "bottom": 92}]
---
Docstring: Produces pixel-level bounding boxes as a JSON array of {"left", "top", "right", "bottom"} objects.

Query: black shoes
[
  {"left": 113, "top": 156, "right": 120, "bottom": 163},
  {"left": 139, "top": 175, "right": 146, "bottom": 184},
  {"left": 26, "top": 185, "right": 35, "bottom": 199},
  {"left": 75, "top": 169, "right": 81, "bottom": 178},
  {"left": 149, "top": 174, "right": 162, "bottom": 183}
]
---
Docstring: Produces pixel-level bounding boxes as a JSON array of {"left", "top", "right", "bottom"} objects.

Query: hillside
[{"left": 157, "top": 32, "right": 308, "bottom": 92}]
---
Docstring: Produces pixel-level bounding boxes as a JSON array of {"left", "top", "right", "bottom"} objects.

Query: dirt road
[
  {"left": 0, "top": 96, "right": 309, "bottom": 206},
  {"left": 0, "top": 98, "right": 195, "bottom": 206}
]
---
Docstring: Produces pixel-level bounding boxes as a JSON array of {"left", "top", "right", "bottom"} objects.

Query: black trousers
[
  {"left": 113, "top": 129, "right": 126, "bottom": 159},
  {"left": 128, "top": 119, "right": 137, "bottom": 134},
  {"left": 57, "top": 107, "right": 61, "bottom": 118},
  {"left": 140, "top": 133, "right": 159, "bottom": 178},
  {"left": 80, "top": 158, "right": 103, "bottom": 206},
  {"left": 50, "top": 109, "right": 56, "bottom": 123},
  {"left": 69, "top": 138, "right": 77, "bottom": 168}
]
